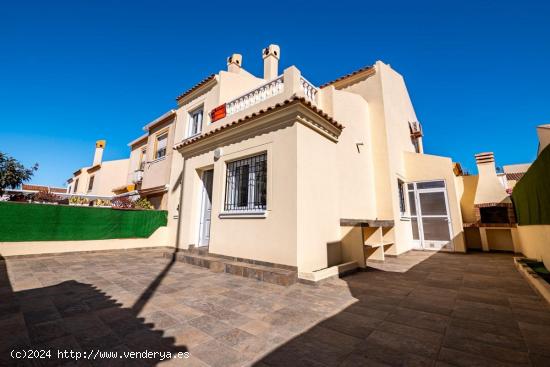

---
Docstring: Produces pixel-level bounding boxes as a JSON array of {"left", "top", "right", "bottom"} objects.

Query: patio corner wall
[
  {"left": 0, "top": 226, "right": 170, "bottom": 257},
  {"left": 512, "top": 145, "right": 550, "bottom": 269}
]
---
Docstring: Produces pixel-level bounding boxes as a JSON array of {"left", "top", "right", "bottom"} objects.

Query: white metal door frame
[
  {"left": 198, "top": 170, "right": 213, "bottom": 247},
  {"left": 409, "top": 181, "right": 454, "bottom": 251}
]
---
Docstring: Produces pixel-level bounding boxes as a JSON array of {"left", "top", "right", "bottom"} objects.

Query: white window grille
[{"left": 224, "top": 153, "right": 267, "bottom": 212}]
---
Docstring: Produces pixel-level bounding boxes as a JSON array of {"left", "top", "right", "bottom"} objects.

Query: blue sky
[{"left": 1, "top": 0, "right": 549, "bottom": 186}]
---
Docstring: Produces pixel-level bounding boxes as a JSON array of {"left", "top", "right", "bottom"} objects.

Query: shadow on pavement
[
  {"left": 0, "top": 254, "right": 186, "bottom": 366},
  {"left": 255, "top": 251, "right": 549, "bottom": 366}
]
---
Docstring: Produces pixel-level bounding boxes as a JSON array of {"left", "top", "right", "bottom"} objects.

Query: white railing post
[
  {"left": 225, "top": 76, "right": 284, "bottom": 117},
  {"left": 300, "top": 76, "right": 318, "bottom": 104}
]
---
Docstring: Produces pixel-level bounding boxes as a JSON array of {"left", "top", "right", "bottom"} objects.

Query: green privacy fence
[
  {"left": 512, "top": 144, "right": 550, "bottom": 225},
  {"left": 0, "top": 202, "right": 167, "bottom": 242}
]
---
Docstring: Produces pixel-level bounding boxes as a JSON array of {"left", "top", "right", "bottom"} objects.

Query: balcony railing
[
  {"left": 300, "top": 76, "right": 318, "bottom": 104},
  {"left": 133, "top": 169, "right": 144, "bottom": 183},
  {"left": 226, "top": 76, "right": 284, "bottom": 116}
]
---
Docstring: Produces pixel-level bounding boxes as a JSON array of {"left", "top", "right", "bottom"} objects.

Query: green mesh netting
[
  {"left": 512, "top": 144, "right": 550, "bottom": 225},
  {"left": 0, "top": 202, "right": 167, "bottom": 242}
]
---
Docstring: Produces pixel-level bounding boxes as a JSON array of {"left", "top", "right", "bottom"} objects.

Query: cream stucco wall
[
  {"left": 0, "top": 227, "right": 170, "bottom": 257},
  {"left": 296, "top": 123, "right": 340, "bottom": 272},
  {"left": 459, "top": 175, "right": 478, "bottom": 224},
  {"left": 141, "top": 117, "right": 176, "bottom": 191},
  {"left": 177, "top": 123, "right": 299, "bottom": 268},
  {"left": 71, "top": 158, "right": 129, "bottom": 196},
  {"left": 517, "top": 225, "right": 550, "bottom": 269}
]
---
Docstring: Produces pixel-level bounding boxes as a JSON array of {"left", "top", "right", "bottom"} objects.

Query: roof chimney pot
[
  {"left": 262, "top": 44, "right": 280, "bottom": 80},
  {"left": 93, "top": 140, "right": 106, "bottom": 166},
  {"left": 227, "top": 53, "right": 242, "bottom": 73}
]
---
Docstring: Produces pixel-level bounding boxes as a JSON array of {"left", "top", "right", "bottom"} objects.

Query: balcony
[
  {"left": 132, "top": 169, "right": 144, "bottom": 183},
  {"left": 210, "top": 67, "right": 320, "bottom": 126}
]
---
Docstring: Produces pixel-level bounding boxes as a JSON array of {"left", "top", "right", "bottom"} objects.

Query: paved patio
[{"left": 1, "top": 249, "right": 550, "bottom": 366}]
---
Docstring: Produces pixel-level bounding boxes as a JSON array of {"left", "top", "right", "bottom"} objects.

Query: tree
[{"left": 0, "top": 152, "right": 38, "bottom": 195}]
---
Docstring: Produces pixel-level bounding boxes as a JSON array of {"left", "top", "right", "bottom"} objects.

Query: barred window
[{"left": 224, "top": 153, "right": 267, "bottom": 211}]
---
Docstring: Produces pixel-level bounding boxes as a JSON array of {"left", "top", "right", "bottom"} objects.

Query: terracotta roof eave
[
  {"left": 87, "top": 164, "right": 101, "bottom": 173},
  {"left": 173, "top": 96, "right": 344, "bottom": 150},
  {"left": 175, "top": 74, "right": 216, "bottom": 102},
  {"left": 320, "top": 65, "right": 375, "bottom": 89}
]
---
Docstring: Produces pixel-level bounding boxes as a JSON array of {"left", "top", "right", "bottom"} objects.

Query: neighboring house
[
  {"left": 124, "top": 110, "right": 177, "bottom": 209},
  {"left": 165, "top": 45, "right": 466, "bottom": 276},
  {"left": 67, "top": 140, "right": 130, "bottom": 197},
  {"left": 21, "top": 184, "right": 66, "bottom": 194},
  {"left": 536, "top": 123, "right": 550, "bottom": 155},
  {"left": 503, "top": 163, "right": 531, "bottom": 191}
]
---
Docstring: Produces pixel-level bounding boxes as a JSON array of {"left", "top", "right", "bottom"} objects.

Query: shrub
[
  {"left": 134, "top": 198, "right": 154, "bottom": 210},
  {"left": 69, "top": 196, "right": 89, "bottom": 205},
  {"left": 111, "top": 197, "right": 134, "bottom": 209},
  {"left": 94, "top": 199, "right": 111, "bottom": 207},
  {"left": 33, "top": 191, "right": 61, "bottom": 203}
]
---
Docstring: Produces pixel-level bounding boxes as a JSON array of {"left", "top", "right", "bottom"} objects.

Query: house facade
[
  {"left": 165, "top": 45, "right": 466, "bottom": 276},
  {"left": 67, "top": 140, "right": 129, "bottom": 197},
  {"left": 124, "top": 111, "right": 177, "bottom": 209}
]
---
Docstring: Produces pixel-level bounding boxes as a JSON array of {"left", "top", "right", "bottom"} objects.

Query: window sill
[
  {"left": 148, "top": 156, "right": 167, "bottom": 165},
  {"left": 219, "top": 211, "right": 267, "bottom": 219},
  {"left": 186, "top": 133, "right": 201, "bottom": 140}
]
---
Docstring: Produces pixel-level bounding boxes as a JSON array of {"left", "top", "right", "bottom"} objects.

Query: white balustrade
[
  {"left": 300, "top": 76, "right": 318, "bottom": 104},
  {"left": 226, "top": 76, "right": 284, "bottom": 116}
]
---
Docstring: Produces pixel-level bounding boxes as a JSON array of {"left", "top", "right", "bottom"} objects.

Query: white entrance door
[
  {"left": 408, "top": 181, "right": 453, "bottom": 251},
  {"left": 198, "top": 169, "right": 213, "bottom": 247}
]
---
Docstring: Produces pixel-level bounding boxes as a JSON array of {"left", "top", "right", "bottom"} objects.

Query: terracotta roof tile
[
  {"left": 506, "top": 172, "right": 525, "bottom": 181},
  {"left": 320, "top": 65, "right": 375, "bottom": 88},
  {"left": 175, "top": 74, "right": 216, "bottom": 101},
  {"left": 174, "top": 97, "right": 344, "bottom": 150}
]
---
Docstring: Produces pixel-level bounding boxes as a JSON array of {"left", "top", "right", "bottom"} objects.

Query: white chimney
[
  {"left": 227, "top": 53, "right": 242, "bottom": 73},
  {"left": 93, "top": 140, "right": 106, "bottom": 166},
  {"left": 473, "top": 152, "right": 510, "bottom": 205},
  {"left": 262, "top": 44, "right": 280, "bottom": 80}
]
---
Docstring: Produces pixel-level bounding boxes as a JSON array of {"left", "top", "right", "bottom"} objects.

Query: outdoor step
[{"left": 163, "top": 251, "right": 297, "bottom": 286}]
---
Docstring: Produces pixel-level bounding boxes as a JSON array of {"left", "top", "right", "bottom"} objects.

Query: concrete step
[{"left": 163, "top": 251, "right": 297, "bottom": 286}]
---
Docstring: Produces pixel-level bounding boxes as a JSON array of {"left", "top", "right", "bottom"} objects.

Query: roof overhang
[
  {"left": 174, "top": 97, "right": 344, "bottom": 158},
  {"left": 320, "top": 65, "right": 375, "bottom": 89},
  {"left": 128, "top": 133, "right": 148, "bottom": 147},
  {"left": 142, "top": 110, "right": 176, "bottom": 132},
  {"left": 87, "top": 164, "right": 101, "bottom": 173},
  {"left": 138, "top": 185, "right": 168, "bottom": 196},
  {"left": 176, "top": 74, "right": 217, "bottom": 106}
]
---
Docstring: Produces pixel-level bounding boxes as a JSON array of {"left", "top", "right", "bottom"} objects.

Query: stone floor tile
[
  {"left": 187, "top": 315, "right": 234, "bottom": 338},
  {"left": 442, "top": 330, "right": 530, "bottom": 365},
  {"left": 191, "top": 339, "right": 246, "bottom": 367},
  {"left": 388, "top": 306, "right": 450, "bottom": 334}
]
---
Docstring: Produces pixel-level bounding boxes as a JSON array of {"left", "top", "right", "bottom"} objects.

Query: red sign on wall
[{"left": 210, "top": 104, "right": 226, "bottom": 122}]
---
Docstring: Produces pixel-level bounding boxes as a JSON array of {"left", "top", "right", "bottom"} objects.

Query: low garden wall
[
  {"left": 0, "top": 202, "right": 167, "bottom": 242},
  {"left": 512, "top": 145, "right": 550, "bottom": 268},
  {"left": 0, "top": 226, "right": 170, "bottom": 257}
]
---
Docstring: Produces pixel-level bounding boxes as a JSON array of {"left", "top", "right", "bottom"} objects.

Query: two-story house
[
  {"left": 163, "top": 45, "right": 466, "bottom": 280},
  {"left": 67, "top": 140, "right": 129, "bottom": 197},
  {"left": 124, "top": 111, "right": 177, "bottom": 209}
]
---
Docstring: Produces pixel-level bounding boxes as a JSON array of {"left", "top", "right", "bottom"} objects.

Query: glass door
[{"left": 409, "top": 181, "right": 453, "bottom": 251}]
